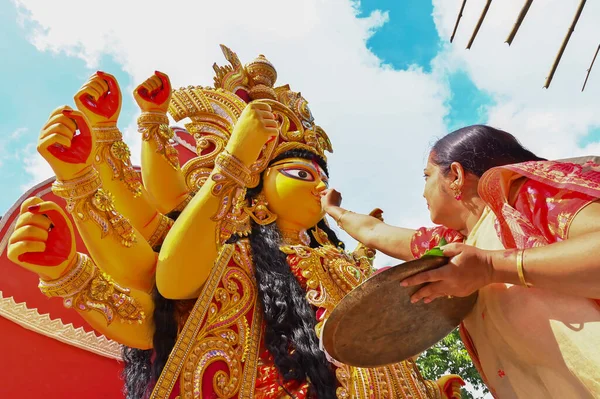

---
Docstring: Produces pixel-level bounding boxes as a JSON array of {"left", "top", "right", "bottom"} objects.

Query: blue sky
[
  {"left": 0, "top": 1, "right": 135, "bottom": 215},
  {"left": 0, "top": 0, "right": 511, "bottom": 215}
]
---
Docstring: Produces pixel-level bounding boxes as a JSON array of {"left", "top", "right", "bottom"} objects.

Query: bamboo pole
[
  {"left": 544, "top": 0, "right": 587, "bottom": 89},
  {"left": 505, "top": 0, "right": 533, "bottom": 46},
  {"left": 582, "top": 44, "right": 600, "bottom": 92},
  {"left": 450, "top": 0, "right": 468, "bottom": 43},
  {"left": 466, "top": 0, "right": 492, "bottom": 49}
]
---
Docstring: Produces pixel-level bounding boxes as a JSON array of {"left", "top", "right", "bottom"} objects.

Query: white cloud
[
  {"left": 19, "top": 143, "right": 54, "bottom": 191},
  {"left": 432, "top": 0, "right": 600, "bottom": 159},
  {"left": 0, "top": 127, "right": 29, "bottom": 168},
  {"left": 12, "top": 0, "right": 600, "bottom": 275},
  {"left": 12, "top": 0, "right": 452, "bottom": 266},
  {"left": 10, "top": 127, "right": 28, "bottom": 140}
]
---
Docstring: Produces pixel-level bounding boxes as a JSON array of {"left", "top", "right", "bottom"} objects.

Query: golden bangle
[
  {"left": 137, "top": 112, "right": 180, "bottom": 170},
  {"left": 516, "top": 249, "right": 531, "bottom": 288},
  {"left": 336, "top": 209, "right": 350, "bottom": 228},
  {"left": 212, "top": 150, "right": 259, "bottom": 191},
  {"left": 39, "top": 253, "right": 94, "bottom": 299},
  {"left": 94, "top": 134, "right": 143, "bottom": 198},
  {"left": 54, "top": 171, "right": 137, "bottom": 247},
  {"left": 92, "top": 125, "right": 122, "bottom": 143},
  {"left": 40, "top": 253, "right": 145, "bottom": 325},
  {"left": 52, "top": 168, "right": 102, "bottom": 201},
  {"left": 171, "top": 193, "right": 193, "bottom": 213},
  {"left": 147, "top": 213, "right": 174, "bottom": 248},
  {"left": 137, "top": 111, "right": 169, "bottom": 126}
]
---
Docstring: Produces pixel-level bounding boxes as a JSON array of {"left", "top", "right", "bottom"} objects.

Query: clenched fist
[
  {"left": 225, "top": 101, "right": 279, "bottom": 166},
  {"left": 7, "top": 197, "right": 76, "bottom": 280},
  {"left": 134, "top": 71, "right": 171, "bottom": 113},
  {"left": 37, "top": 106, "right": 95, "bottom": 180},
  {"left": 437, "top": 374, "right": 465, "bottom": 399},
  {"left": 74, "top": 71, "right": 122, "bottom": 126}
]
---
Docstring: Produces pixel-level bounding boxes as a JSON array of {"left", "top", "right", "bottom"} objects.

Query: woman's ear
[{"left": 449, "top": 162, "right": 466, "bottom": 189}]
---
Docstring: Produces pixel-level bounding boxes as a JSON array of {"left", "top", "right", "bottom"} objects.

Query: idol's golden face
[{"left": 262, "top": 157, "right": 328, "bottom": 229}]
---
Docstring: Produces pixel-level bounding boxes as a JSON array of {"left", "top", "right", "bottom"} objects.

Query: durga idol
[{"left": 6, "top": 45, "right": 463, "bottom": 399}]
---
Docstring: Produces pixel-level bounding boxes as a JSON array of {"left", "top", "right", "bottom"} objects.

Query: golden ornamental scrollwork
[
  {"left": 137, "top": 112, "right": 181, "bottom": 171},
  {"left": 52, "top": 168, "right": 137, "bottom": 247},
  {"left": 93, "top": 125, "right": 143, "bottom": 197},
  {"left": 282, "top": 243, "right": 442, "bottom": 399},
  {"left": 150, "top": 242, "right": 262, "bottom": 399},
  {"left": 38, "top": 254, "right": 145, "bottom": 325}
]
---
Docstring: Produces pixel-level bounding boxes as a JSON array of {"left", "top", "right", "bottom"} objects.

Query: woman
[{"left": 321, "top": 125, "right": 600, "bottom": 398}]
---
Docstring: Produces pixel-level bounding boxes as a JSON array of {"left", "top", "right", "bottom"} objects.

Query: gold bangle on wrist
[
  {"left": 336, "top": 209, "right": 350, "bottom": 229},
  {"left": 52, "top": 168, "right": 137, "bottom": 247},
  {"left": 92, "top": 125, "right": 122, "bottom": 143},
  {"left": 516, "top": 249, "right": 532, "bottom": 288},
  {"left": 92, "top": 125, "right": 143, "bottom": 197},
  {"left": 52, "top": 168, "right": 102, "bottom": 205},
  {"left": 39, "top": 253, "right": 94, "bottom": 299},
  {"left": 137, "top": 112, "right": 180, "bottom": 170}
]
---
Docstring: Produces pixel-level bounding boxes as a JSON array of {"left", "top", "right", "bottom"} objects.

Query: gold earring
[
  {"left": 244, "top": 193, "right": 277, "bottom": 225},
  {"left": 450, "top": 182, "right": 462, "bottom": 201}
]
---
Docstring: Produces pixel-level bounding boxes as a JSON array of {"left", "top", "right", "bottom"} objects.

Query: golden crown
[{"left": 168, "top": 45, "right": 332, "bottom": 191}]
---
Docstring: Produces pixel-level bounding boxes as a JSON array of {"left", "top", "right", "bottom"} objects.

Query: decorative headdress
[{"left": 168, "top": 45, "right": 332, "bottom": 192}]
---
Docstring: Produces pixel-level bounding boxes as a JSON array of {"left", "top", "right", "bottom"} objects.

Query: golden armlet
[
  {"left": 210, "top": 151, "right": 259, "bottom": 245},
  {"left": 171, "top": 192, "right": 193, "bottom": 213},
  {"left": 52, "top": 168, "right": 137, "bottom": 247},
  {"left": 211, "top": 150, "right": 260, "bottom": 193},
  {"left": 92, "top": 125, "right": 142, "bottom": 198},
  {"left": 137, "top": 111, "right": 180, "bottom": 170},
  {"left": 39, "top": 253, "right": 145, "bottom": 325},
  {"left": 147, "top": 213, "right": 174, "bottom": 248}
]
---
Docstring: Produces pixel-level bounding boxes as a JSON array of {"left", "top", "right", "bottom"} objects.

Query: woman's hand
[
  {"left": 320, "top": 188, "right": 342, "bottom": 211},
  {"left": 401, "top": 243, "right": 495, "bottom": 303}
]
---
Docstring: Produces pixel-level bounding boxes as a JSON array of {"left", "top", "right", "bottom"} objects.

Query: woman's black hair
[
  {"left": 431, "top": 125, "right": 545, "bottom": 177},
  {"left": 122, "top": 150, "right": 340, "bottom": 398}
]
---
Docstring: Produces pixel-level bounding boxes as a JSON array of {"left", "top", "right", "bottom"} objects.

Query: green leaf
[
  {"left": 422, "top": 237, "right": 448, "bottom": 257},
  {"left": 423, "top": 248, "right": 445, "bottom": 257}
]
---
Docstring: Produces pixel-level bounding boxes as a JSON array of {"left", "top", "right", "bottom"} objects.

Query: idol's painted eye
[{"left": 279, "top": 168, "right": 315, "bottom": 182}]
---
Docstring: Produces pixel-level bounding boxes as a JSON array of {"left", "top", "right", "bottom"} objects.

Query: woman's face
[
  {"left": 422, "top": 154, "right": 458, "bottom": 226},
  {"left": 262, "top": 157, "right": 328, "bottom": 229}
]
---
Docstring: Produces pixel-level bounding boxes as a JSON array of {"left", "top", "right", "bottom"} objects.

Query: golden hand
[
  {"left": 7, "top": 197, "right": 77, "bottom": 280},
  {"left": 134, "top": 71, "right": 172, "bottom": 113},
  {"left": 224, "top": 101, "right": 279, "bottom": 166},
  {"left": 37, "top": 106, "right": 96, "bottom": 181},
  {"left": 74, "top": 71, "right": 122, "bottom": 126},
  {"left": 437, "top": 374, "right": 465, "bottom": 399}
]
